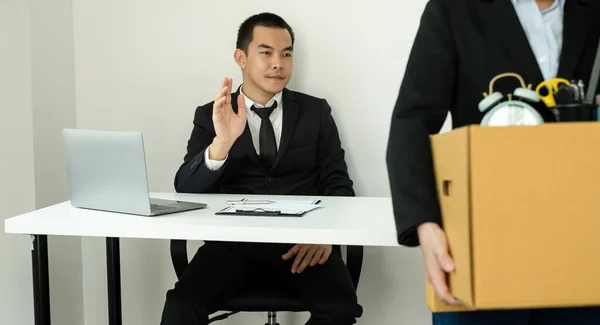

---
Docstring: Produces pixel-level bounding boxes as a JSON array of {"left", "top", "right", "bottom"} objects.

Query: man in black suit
[
  {"left": 161, "top": 12, "right": 362, "bottom": 325},
  {"left": 387, "top": 0, "right": 600, "bottom": 324}
]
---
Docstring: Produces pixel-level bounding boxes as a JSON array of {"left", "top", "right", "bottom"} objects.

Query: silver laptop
[{"left": 62, "top": 128, "right": 207, "bottom": 216}]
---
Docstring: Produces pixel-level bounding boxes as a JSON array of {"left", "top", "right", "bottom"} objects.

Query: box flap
[{"left": 430, "top": 126, "right": 475, "bottom": 307}]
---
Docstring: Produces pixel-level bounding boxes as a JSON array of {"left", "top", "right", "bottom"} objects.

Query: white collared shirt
[
  {"left": 204, "top": 86, "right": 284, "bottom": 171},
  {"left": 511, "top": 0, "right": 565, "bottom": 80}
]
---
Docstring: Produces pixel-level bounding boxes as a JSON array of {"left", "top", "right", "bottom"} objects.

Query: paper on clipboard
[{"left": 218, "top": 199, "right": 322, "bottom": 216}]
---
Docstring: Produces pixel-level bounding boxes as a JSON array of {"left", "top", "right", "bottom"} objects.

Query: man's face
[{"left": 236, "top": 26, "right": 294, "bottom": 97}]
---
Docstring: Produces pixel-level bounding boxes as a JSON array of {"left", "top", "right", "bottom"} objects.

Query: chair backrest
[{"left": 170, "top": 239, "right": 189, "bottom": 279}]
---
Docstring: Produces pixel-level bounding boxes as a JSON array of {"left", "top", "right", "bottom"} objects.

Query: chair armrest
[
  {"left": 345, "top": 245, "right": 364, "bottom": 290},
  {"left": 170, "top": 239, "right": 189, "bottom": 279}
]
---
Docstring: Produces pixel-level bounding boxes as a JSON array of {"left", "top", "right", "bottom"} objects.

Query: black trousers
[{"left": 160, "top": 241, "right": 363, "bottom": 325}]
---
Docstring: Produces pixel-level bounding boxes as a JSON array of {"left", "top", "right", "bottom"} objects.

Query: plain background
[{"left": 1, "top": 0, "right": 452, "bottom": 324}]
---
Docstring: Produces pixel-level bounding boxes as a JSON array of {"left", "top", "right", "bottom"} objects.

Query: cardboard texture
[{"left": 426, "top": 122, "right": 600, "bottom": 312}]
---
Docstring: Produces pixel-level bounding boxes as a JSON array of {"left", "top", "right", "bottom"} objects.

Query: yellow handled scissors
[{"left": 535, "top": 78, "right": 571, "bottom": 108}]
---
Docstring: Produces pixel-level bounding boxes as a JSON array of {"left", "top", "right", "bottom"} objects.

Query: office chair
[{"left": 170, "top": 239, "right": 364, "bottom": 325}]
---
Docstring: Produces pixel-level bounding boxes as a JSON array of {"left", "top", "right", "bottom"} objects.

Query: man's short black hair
[{"left": 236, "top": 12, "right": 295, "bottom": 53}]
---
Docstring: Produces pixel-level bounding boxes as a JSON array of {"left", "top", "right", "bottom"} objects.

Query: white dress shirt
[
  {"left": 511, "top": 0, "right": 565, "bottom": 81},
  {"left": 205, "top": 86, "right": 284, "bottom": 171}
]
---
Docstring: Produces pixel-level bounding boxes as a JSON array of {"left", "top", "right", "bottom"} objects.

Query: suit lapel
[
  {"left": 480, "top": 0, "right": 544, "bottom": 84},
  {"left": 556, "top": 0, "right": 589, "bottom": 80},
  {"left": 271, "top": 89, "right": 298, "bottom": 170},
  {"left": 232, "top": 91, "right": 262, "bottom": 168}
]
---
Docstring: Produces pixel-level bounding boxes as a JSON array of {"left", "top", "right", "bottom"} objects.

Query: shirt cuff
[{"left": 204, "top": 145, "right": 227, "bottom": 171}]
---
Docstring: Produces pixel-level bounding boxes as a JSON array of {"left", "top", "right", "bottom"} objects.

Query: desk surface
[{"left": 4, "top": 193, "right": 400, "bottom": 246}]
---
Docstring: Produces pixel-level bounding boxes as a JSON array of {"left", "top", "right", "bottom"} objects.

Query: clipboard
[
  {"left": 215, "top": 207, "right": 310, "bottom": 217},
  {"left": 215, "top": 200, "right": 322, "bottom": 217}
]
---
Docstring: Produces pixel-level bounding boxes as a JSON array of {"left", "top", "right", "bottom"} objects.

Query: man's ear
[{"left": 234, "top": 49, "right": 246, "bottom": 69}]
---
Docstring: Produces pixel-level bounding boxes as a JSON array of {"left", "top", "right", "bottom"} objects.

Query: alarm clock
[{"left": 478, "top": 72, "right": 545, "bottom": 126}]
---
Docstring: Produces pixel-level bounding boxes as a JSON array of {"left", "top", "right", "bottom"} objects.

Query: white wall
[
  {"left": 0, "top": 1, "right": 36, "bottom": 324},
  {"left": 71, "top": 0, "right": 444, "bottom": 324},
  {"left": 30, "top": 0, "right": 83, "bottom": 324},
  {"left": 1, "top": 1, "right": 83, "bottom": 324}
]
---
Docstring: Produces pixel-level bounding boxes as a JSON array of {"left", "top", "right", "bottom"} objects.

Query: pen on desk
[{"left": 227, "top": 200, "right": 276, "bottom": 205}]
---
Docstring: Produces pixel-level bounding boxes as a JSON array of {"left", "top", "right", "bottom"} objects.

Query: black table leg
[
  {"left": 106, "top": 237, "right": 122, "bottom": 325},
  {"left": 32, "top": 234, "right": 51, "bottom": 325}
]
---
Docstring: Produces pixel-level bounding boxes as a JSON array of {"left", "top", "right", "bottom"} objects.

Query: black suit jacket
[
  {"left": 175, "top": 88, "right": 354, "bottom": 197},
  {"left": 387, "top": 0, "right": 600, "bottom": 246}
]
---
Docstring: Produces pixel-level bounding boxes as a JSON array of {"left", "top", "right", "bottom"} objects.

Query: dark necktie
[{"left": 251, "top": 101, "right": 278, "bottom": 168}]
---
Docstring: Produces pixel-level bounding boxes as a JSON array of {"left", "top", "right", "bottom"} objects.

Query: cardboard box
[{"left": 426, "top": 122, "right": 600, "bottom": 312}]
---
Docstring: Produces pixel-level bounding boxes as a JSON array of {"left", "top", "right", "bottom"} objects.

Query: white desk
[
  {"left": 6, "top": 193, "right": 399, "bottom": 246},
  {"left": 4, "top": 193, "right": 399, "bottom": 325}
]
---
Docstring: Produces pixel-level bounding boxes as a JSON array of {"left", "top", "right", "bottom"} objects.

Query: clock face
[{"left": 481, "top": 101, "right": 544, "bottom": 126}]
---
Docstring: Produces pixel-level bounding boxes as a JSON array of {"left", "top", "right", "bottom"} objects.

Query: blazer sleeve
[
  {"left": 174, "top": 104, "right": 226, "bottom": 193},
  {"left": 386, "top": 0, "right": 456, "bottom": 246},
  {"left": 316, "top": 99, "right": 355, "bottom": 197}
]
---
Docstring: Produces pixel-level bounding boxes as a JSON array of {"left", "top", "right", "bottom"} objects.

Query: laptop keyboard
[{"left": 150, "top": 204, "right": 178, "bottom": 214}]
